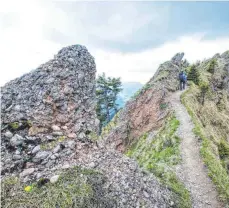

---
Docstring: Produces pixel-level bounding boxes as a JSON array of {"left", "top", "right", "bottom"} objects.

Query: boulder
[
  {"left": 20, "top": 168, "right": 35, "bottom": 177},
  {"left": 10, "top": 134, "right": 25, "bottom": 146},
  {"left": 5, "top": 131, "right": 13, "bottom": 138},
  {"left": 51, "top": 125, "right": 61, "bottom": 131},
  {"left": 32, "top": 145, "right": 41, "bottom": 154},
  {"left": 50, "top": 175, "right": 60, "bottom": 184},
  {"left": 33, "top": 151, "right": 50, "bottom": 161}
]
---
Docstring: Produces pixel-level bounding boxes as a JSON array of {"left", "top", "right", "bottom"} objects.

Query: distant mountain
[{"left": 117, "top": 82, "right": 143, "bottom": 108}]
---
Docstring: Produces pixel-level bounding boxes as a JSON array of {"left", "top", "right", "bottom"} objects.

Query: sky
[{"left": 0, "top": 1, "right": 229, "bottom": 86}]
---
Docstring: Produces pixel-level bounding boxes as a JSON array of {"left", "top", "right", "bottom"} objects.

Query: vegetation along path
[{"left": 171, "top": 90, "right": 223, "bottom": 208}]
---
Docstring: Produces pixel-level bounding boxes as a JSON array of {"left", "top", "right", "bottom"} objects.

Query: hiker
[{"left": 179, "top": 71, "right": 187, "bottom": 90}]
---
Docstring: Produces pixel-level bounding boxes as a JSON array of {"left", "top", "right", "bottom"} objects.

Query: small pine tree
[
  {"left": 96, "top": 73, "right": 122, "bottom": 133},
  {"left": 188, "top": 64, "right": 199, "bottom": 84},
  {"left": 199, "top": 81, "right": 209, "bottom": 105},
  {"left": 182, "top": 59, "right": 190, "bottom": 68},
  {"left": 208, "top": 59, "right": 217, "bottom": 74}
]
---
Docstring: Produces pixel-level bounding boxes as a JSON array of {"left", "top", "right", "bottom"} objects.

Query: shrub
[
  {"left": 188, "top": 65, "right": 199, "bottom": 84},
  {"left": 199, "top": 80, "right": 210, "bottom": 105},
  {"left": 208, "top": 59, "right": 217, "bottom": 74},
  {"left": 218, "top": 140, "right": 229, "bottom": 160}
]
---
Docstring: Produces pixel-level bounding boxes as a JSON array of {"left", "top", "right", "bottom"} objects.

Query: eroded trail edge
[{"left": 171, "top": 90, "right": 223, "bottom": 208}]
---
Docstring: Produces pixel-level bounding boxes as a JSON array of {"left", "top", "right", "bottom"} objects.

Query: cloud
[
  {"left": 0, "top": 0, "right": 62, "bottom": 86},
  {"left": 92, "top": 34, "right": 229, "bottom": 84},
  {"left": 0, "top": 1, "right": 229, "bottom": 86},
  {"left": 41, "top": 1, "right": 170, "bottom": 50}
]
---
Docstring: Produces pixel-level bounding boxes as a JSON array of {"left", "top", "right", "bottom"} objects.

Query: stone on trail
[
  {"left": 10, "top": 134, "right": 25, "bottom": 146},
  {"left": 50, "top": 175, "right": 60, "bottom": 184},
  {"left": 20, "top": 168, "right": 35, "bottom": 177}
]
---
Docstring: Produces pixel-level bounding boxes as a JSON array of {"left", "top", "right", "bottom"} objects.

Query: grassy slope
[
  {"left": 1, "top": 167, "right": 115, "bottom": 208},
  {"left": 181, "top": 83, "right": 229, "bottom": 204},
  {"left": 126, "top": 115, "right": 192, "bottom": 208}
]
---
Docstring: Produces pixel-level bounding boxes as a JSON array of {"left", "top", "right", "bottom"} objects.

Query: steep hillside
[
  {"left": 101, "top": 53, "right": 194, "bottom": 206},
  {"left": 102, "top": 51, "right": 229, "bottom": 207},
  {"left": 102, "top": 53, "right": 183, "bottom": 151}
]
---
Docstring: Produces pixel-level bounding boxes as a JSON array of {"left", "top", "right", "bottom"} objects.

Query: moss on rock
[{"left": 9, "top": 122, "right": 19, "bottom": 130}]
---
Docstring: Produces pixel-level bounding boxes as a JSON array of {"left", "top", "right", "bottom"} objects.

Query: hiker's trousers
[{"left": 180, "top": 81, "right": 186, "bottom": 90}]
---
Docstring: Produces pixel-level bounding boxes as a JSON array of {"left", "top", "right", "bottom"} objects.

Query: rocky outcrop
[
  {"left": 171, "top": 52, "right": 184, "bottom": 65},
  {"left": 1, "top": 45, "right": 174, "bottom": 207},
  {"left": 1, "top": 45, "right": 99, "bottom": 137},
  {"left": 1, "top": 45, "right": 99, "bottom": 180}
]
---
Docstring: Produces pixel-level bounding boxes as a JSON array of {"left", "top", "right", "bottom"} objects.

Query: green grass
[
  {"left": 40, "top": 136, "right": 66, "bottom": 150},
  {"left": 181, "top": 85, "right": 229, "bottom": 204},
  {"left": 126, "top": 115, "right": 192, "bottom": 208},
  {"left": 100, "top": 110, "right": 121, "bottom": 138},
  {"left": 88, "top": 131, "right": 99, "bottom": 141},
  {"left": 155, "top": 70, "right": 170, "bottom": 82},
  {"left": 1, "top": 167, "right": 115, "bottom": 208}
]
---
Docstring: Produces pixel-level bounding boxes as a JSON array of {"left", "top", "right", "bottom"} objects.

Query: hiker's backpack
[
  {"left": 179, "top": 73, "right": 186, "bottom": 82},
  {"left": 184, "top": 74, "right": 187, "bottom": 81}
]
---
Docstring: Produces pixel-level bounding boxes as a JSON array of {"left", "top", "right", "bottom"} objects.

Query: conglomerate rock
[{"left": 1, "top": 45, "right": 99, "bottom": 180}]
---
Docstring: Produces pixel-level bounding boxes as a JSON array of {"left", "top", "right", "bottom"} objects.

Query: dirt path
[{"left": 171, "top": 90, "right": 223, "bottom": 208}]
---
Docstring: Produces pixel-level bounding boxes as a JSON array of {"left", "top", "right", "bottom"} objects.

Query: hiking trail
[{"left": 171, "top": 90, "right": 223, "bottom": 208}]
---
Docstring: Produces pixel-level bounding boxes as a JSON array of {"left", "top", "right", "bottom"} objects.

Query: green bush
[
  {"left": 188, "top": 65, "right": 199, "bottom": 84},
  {"left": 218, "top": 140, "right": 229, "bottom": 160},
  {"left": 208, "top": 59, "right": 217, "bottom": 74}
]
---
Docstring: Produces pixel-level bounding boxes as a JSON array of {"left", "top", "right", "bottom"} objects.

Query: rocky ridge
[
  {"left": 3, "top": 45, "right": 227, "bottom": 207},
  {"left": 1, "top": 45, "right": 174, "bottom": 207},
  {"left": 102, "top": 53, "right": 185, "bottom": 152}
]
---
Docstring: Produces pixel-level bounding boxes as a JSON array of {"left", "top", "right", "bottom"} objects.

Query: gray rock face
[
  {"left": 171, "top": 52, "right": 184, "bottom": 64},
  {"left": 72, "top": 148, "right": 173, "bottom": 208},
  {"left": 1, "top": 45, "right": 99, "bottom": 178},
  {"left": 67, "top": 140, "right": 76, "bottom": 149},
  {"left": 1, "top": 45, "right": 98, "bottom": 136}
]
